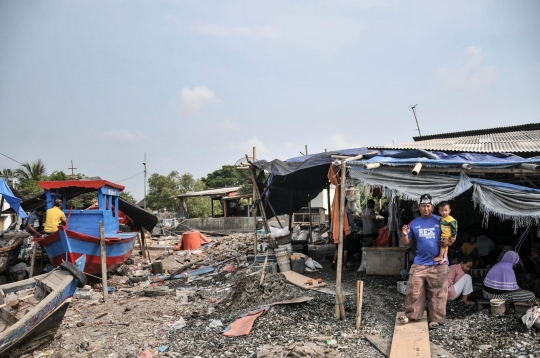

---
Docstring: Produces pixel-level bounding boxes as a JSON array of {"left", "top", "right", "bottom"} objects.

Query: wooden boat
[
  {"left": 0, "top": 255, "right": 86, "bottom": 357},
  {"left": 36, "top": 180, "right": 139, "bottom": 275}
]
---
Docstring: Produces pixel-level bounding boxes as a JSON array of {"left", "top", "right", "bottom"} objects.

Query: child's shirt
[{"left": 440, "top": 215, "right": 457, "bottom": 239}]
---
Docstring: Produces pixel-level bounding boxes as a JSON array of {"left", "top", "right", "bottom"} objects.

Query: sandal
[
  {"left": 398, "top": 315, "right": 409, "bottom": 324},
  {"left": 428, "top": 322, "right": 439, "bottom": 329}
]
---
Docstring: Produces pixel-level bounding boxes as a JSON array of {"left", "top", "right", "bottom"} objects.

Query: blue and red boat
[{"left": 36, "top": 180, "right": 139, "bottom": 275}]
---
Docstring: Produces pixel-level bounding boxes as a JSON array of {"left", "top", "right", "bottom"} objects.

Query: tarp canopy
[
  {"left": 0, "top": 179, "right": 27, "bottom": 219},
  {"left": 349, "top": 168, "right": 540, "bottom": 230},
  {"left": 252, "top": 148, "right": 373, "bottom": 218}
]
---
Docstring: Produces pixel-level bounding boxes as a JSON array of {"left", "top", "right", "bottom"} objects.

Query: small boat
[
  {"left": 0, "top": 255, "right": 86, "bottom": 357},
  {"left": 36, "top": 180, "right": 139, "bottom": 274}
]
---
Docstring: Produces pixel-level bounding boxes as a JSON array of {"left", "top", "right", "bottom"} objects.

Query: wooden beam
[
  {"left": 389, "top": 311, "right": 430, "bottom": 358},
  {"left": 335, "top": 160, "right": 347, "bottom": 319},
  {"left": 99, "top": 221, "right": 108, "bottom": 302},
  {"left": 355, "top": 280, "right": 364, "bottom": 329}
]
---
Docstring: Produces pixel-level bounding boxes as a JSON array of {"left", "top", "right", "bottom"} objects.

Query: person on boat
[
  {"left": 399, "top": 193, "right": 448, "bottom": 330},
  {"left": 44, "top": 199, "right": 67, "bottom": 235},
  {"left": 447, "top": 256, "right": 475, "bottom": 305},
  {"left": 482, "top": 251, "right": 536, "bottom": 303},
  {"left": 25, "top": 207, "right": 44, "bottom": 238}
]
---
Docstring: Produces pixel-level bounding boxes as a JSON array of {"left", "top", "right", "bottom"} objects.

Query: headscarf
[{"left": 483, "top": 251, "right": 520, "bottom": 291}]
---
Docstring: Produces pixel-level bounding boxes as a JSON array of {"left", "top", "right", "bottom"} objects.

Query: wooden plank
[
  {"left": 389, "top": 312, "right": 430, "bottom": 358},
  {"left": 280, "top": 271, "right": 327, "bottom": 290},
  {"left": 366, "top": 334, "right": 456, "bottom": 358}
]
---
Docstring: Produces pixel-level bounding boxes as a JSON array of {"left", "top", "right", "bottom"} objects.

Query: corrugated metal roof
[
  {"left": 412, "top": 123, "right": 540, "bottom": 141},
  {"left": 174, "top": 186, "right": 241, "bottom": 199},
  {"left": 370, "top": 129, "right": 540, "bottom": 153}
]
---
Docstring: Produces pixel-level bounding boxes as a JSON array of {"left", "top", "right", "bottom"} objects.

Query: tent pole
[{"left": 335, "top": 160, "right": 347, "bottom": 319}]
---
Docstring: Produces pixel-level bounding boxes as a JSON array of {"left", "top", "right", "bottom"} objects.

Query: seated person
[
  {"left": 475, "top": 230, "right": 495, "bottom": 263},
  {"left": 482, "top": 251, "right": 536, "bottom": 303},
  {"left": 447, "top": 256, "right": 475, "bottom": 304},
  {"left": 25, "top": 207, "right": 44, "bottom": 238},
  {"left": 461, "top": 234, "right": 478, "bottom": 258}
]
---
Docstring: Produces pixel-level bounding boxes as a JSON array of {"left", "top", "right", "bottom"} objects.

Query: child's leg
[{"left": 434, "top": 246, "right": 446, "bottom": 262}]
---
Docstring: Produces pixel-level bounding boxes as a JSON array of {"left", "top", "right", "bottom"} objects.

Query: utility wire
[
  {"left": 115, "top": 171, "right": 144, "bottom": 183},
  {"left": 0, "top": 152, "right": 23, "bottom": 165}
]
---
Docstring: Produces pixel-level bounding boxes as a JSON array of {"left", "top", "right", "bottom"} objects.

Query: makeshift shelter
[
  {"left": 174, "top": 186, "right": 251, "bottom": 218},
  {"left": 0, "top": 179, "right": 27, "bottom": 219}
]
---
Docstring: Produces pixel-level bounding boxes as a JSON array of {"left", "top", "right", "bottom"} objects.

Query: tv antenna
[{"left": 410, "top": 104, "right": 422, "bottom": 137}]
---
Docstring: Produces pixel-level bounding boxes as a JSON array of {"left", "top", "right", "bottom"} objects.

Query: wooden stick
[
  {"left": 99, "top": 221, "right": 108, "bottom": 302},
  {"left": 259, "top": 249, "right": 269, "bottom": 285},
  {"left": 335, "top": 160, "right": 347, "bottom": 319},
  {"left": 356, "top": 280, "right": 364, "bottom": 330},
  {"left": 364, "top": 163, "right": 381, "bottom": 170},
  {"left": 29, "top": 243, "right": 37, "bottom": 278},
  {"left": 253, "top": 146, "right": 257, "bottom": 162},
  {"left": 411, "top": 162, "right": 423, "bottom": 176}
]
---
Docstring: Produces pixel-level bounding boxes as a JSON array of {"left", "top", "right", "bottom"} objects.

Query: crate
[
  {"left": 397, "top": 281, "right": 408, "bottom": 295},
  {"left": 248, "top": 262, "right": 278, "bottom": 275}
]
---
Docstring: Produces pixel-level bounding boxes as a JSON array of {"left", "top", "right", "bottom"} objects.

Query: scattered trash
[
  {"left": 208, "top": 319, "right": 223, "bottom": 328},
  {"left": 139, "top": 348, "right": 154, "bottom": 358},
  {"left": 222, "top": 307, "right": 269, "bottom": 337},
  {"left": 172, "top": 317, "right": 186, "bottom": 330}
]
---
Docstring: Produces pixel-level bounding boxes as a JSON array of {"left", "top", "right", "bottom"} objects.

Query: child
[{"left": 434, "top": 201, "right": 457, "bottom": 264}]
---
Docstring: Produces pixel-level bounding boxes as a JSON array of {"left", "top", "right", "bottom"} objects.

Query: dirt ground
[{"left": 21, "top": 234, "right": 540, "bottom": 358}]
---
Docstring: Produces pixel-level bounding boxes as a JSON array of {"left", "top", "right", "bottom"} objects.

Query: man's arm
[
  {"left": 27, "top": 223, "right": 40, "bottom": 237},
  {"left": 401, "top": 224, "right": 411, "bottom": 246}
]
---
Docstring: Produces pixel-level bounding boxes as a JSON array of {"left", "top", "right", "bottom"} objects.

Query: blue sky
[{"left": 1, "top": 0, "right": 539, "bottom": 199}]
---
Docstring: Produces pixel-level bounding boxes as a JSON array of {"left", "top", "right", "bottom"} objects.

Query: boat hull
[{"left": 38, "top": 229, "right": 137, "bottom": 274}]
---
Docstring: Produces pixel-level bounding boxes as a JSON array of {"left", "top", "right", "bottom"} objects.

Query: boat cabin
[{"left": 38, "top": 180, "right": 125, "bottom": 238}]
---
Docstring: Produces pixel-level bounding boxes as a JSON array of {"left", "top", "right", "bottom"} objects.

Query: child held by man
[{"left": 434, "top": 201, "right": 457, "bottom": 264}]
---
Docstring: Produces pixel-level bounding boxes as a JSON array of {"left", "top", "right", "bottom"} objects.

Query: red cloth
[
  {"left": 327, "top": 165, "right": 350, "bottom": 244},
  {"left": 447, "top": 264, "right": 466, "bottom": 300},
  {"left": 222, "top": 307, "right": 268, "bottom": 337},
  {"left": 373, "top": 225, "right": 390, "bottom": 247}
]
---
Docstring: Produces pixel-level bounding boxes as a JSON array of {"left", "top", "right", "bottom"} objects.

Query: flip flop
[
  {"left": 428, "top": 322, "right": 439, "bottom": 329},
  {"left": 398, "top": 315, "right": 409, "bottom": 324}
]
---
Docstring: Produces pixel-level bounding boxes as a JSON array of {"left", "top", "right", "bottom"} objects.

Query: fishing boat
[
  {"left": 35, "top": 180, "right": 139, "bottom": 274},
  {"left": 0, "top": 255, "right": 86, "bottom": 357}
]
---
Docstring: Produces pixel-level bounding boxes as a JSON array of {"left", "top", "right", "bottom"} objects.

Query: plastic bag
[{"left": 521, "top": 306, "right": 540, "bottom": 329}]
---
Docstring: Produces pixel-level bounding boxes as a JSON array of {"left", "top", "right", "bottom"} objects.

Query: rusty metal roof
[{"left": 370, "top": 126, "right": 540, "bottom": 153}]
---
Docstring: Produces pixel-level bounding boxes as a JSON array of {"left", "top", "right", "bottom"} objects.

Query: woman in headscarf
[{"left": 482, "top": 251, "right": 536, "bottom": 303}]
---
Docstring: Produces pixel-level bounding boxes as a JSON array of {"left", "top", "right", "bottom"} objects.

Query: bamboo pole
[
  {"left": 335, "top": 159, "right": 347, "bottom": 319},
  {"left": 253, "top": 198, "right": 258, "bottom": 257},
  {"left": 137, "top": 232, "right": 145, "bottom": 258},
  {"left": 356, "top": 280, "right": 364, "bottom": 329},
  {"left": 412, "top": 162, "right": 423, "bottom": 176},
  {"left": 99, "top": 221, "right": 108, "bottom": 302},
  {"left": 253, "top": 146, "right": 257, "bottom": 162},
  {"left": 29, "top": 242, "right": 37, "bottom": 278},
  {"left": 259, "top": 249, "right": 269, "bottom": 285}
]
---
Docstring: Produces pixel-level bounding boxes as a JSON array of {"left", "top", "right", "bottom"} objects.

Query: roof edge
[{"left": 413, "top": 123, "right": 540, "bottom": 142}]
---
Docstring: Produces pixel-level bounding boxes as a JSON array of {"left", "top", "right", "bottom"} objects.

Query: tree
[
  {"left": 0, "top": 169, "right": 15, "bottom": 177},
  {"left": 145, "top": 171, "right": 181, "bottom": 211},
  {"left": 185, "top": 179, "right": 219, "bottom": 218},
  {"left": 120, "top": 191, "right": 137, "bottom": 204},
  {"left": 15, "top": 159, "right": 47, "bottom": 181},
  {"left": 202, "top": 165, "right": 251, "bottom": 189}
]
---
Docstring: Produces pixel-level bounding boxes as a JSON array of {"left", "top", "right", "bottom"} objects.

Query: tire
[{"left": 59, "top": 261, "right": 87, "bottom": 288}]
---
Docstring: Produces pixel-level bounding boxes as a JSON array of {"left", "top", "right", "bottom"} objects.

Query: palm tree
[
  {"left": 15, "top": 159, "right": 47, "bottom": 181},
  {"left": 0, "top": 168, "right": 14, "bottom": 177}
]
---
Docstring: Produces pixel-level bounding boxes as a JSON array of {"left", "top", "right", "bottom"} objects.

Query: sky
[{"left": 1, "top": 0, "right": 539, "bottom": 200}]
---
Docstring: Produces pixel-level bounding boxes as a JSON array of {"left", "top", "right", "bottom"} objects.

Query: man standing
[
  {"left": 44, "top": 199, "right": 66, "bottom": 235},
  {"left": 400, "top": 194, "right": 448, "bottom": 329},
  {"left": 25, "top": 207, "right": 44, "bottom": 238}
]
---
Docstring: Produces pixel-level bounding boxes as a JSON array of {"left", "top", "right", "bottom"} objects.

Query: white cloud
[
  {"left": 101, "top": 129, "right": 143, "bottom": 142},
  {"left": 231, "top": 136, "right": 269, "bottom": 155},
  {"left": 179, "top": 86, "right": 218, "bottom": 115},
  {"left": 189, "top": 24, "right": 280, "bottom": 40},
  {"left": 285, "top": 142, "right": 294, "bottom": 149},
  {"left": 328, "top": 134, "right": 360, "bottom": 150},
  {"left": 218, "top": 120, "right": 241, "bottom": 131},
  {"left": 437, "top": 46, "right": 498, "bottom": 92}
]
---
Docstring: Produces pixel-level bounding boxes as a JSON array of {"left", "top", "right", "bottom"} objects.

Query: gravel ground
[{"left": 23, "top": 236, "right": 540, "bottom": 358}]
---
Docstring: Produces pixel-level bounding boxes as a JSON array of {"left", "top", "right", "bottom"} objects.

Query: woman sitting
[
  {"left": 482, "top": 251, "right": 536, "bottom": 303},
  {"left": 447, "top": 256, "right": 475, "bottom": 304}
]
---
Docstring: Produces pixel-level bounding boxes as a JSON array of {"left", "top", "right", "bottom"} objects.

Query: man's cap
[
  {"left": 419, "top": 194, "right": 432, "bottom": 205},
  {"left": 54, "top": 199, "right": 63, "bottom": 206}
]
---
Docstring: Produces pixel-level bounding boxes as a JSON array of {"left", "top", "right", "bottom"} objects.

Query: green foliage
[
  {"left": 0, "top": 168, "right": 15, "bottom": 177},
  {"left": 185, "top": 179, "right": 217, "bottom": 218},
  {"left": 120, "top": 191, "right": 137, "bottom": 204},
  {"left": 67, "top": 192, "right": 97, "bottom": 209},
  {"left": 201, "top": 165, "right": 251, "bottom": 189},
  {"left": 145, "top": 171, "right": 182, "bottom": 211},
  {"left": 17, "top": 180, "right": 42, "bottom": 198},
  {"left": 15, "top": 159, "right": 47, "bottom": 181},
  {"left": 48, "top": 171, "right": 69, "bottom": 181}
]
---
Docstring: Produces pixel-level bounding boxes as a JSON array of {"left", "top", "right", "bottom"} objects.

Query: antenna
[
  {"left": 410, "top": 104, "right": 422, "bottom": 137},
  {"left": 143, "top": 153, "right": 147, "bottom": 210},
  {"left": 68, "top": 160, "right": 77, "bottom": 179}
]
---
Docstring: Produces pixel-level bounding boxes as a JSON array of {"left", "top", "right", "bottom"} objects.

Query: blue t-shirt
[
  {"left": 408, "top": 215, "right": 446, "bottom": 265},
  {"left": 25, "top": 211, "right": 41, "bottom": 231}
]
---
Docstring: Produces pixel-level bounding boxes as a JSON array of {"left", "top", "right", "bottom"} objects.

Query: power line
[
  {"left": 0, "top": 152, "right": 23, "bottom": 165},
  {"left": 115, "top": 171, "right": 144, "bottom": 183}
]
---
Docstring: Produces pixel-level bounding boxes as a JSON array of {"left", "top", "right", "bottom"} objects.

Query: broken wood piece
[
  {"left": 389, "top": 311, "right": 430, "bottom": 358},
  {"left": 356, "top": 280, "right": 364, "bottom": 330},
  {"left": 281, "top": 271, "right": 326, "bottom": 290}
]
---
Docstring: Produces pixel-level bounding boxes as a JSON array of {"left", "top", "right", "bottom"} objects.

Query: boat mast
[{"left": 143, "top": 153, "right": 147, "bottom": 210}]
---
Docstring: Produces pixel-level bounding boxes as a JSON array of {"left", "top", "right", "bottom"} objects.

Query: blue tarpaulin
[{"left": 0, "top": 179, "right": 27, "bottom": 219}]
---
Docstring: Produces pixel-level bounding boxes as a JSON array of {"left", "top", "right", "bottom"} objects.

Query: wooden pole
[
  {"left": 140, "top": 228, "right": 152, "bottom": 263},
  {"left": 253, "top": 200, "right": 258, "bottom": 257},
  {"left": 29, "top": 242, "right": 37, "bottom": 278},
  {"left": 137, "top": 232, "right": 145, "bottom": 258},
  {"left": 259, "top": 249, "right": 269, "bottom": 285},
  {"left": 335, "top": 160, "right": 347, "bottom": 319},
  {"left": 253, "top": 146, "right": 257, "bottom": 162},
  {"left": 308, "top": 201, "right": 313, "bottom": 244},
  {"left": 356, "top": 280, "right": 364, "bottom": 329},
  {"left": 99, "top": 221, "right": 108, "bottom": 302}
]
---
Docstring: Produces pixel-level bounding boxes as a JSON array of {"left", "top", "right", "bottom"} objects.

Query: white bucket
[
  {"left": 278, "top": 243, "right": 293, "bottom": 254},
  {"left": 275, "top": 250, "right": 291, "bottom": 273}
]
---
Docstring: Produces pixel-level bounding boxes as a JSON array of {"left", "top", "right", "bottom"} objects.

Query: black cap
[
  {"left": 54, "top": 199, "right": 63, "bottom": 206},
  {"left": 419, "top": 194, "right": 432, "bottom": 205}
]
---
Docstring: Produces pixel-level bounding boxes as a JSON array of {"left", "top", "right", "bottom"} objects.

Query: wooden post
[
  {"left": 253, "top": 202, "right": 258, "bottom": 257},
  {"left": 308, "top": 201, "right": 313, "bottom": 244},
  {"left": 140, "top": 228, "right": 151, "bottom": 263},
  {"left": 211, "top": 198, "right": 214, "bottom": 218},
  {"left": 335, "top": 160, "right": 347, "bottom": 319},
  {"left": 253, "top": 146, "right": 257, "bottom": 162},
  {"left": 99, "top": 221, "right": 108, "bottom": 302},
  {"left": 326, "top": 183, "right": 331, "bottom": 227},
  {"left": 223, "top": 199, "right": 227, "bottom": 218},
  {"left": 260, "top": 249, "right": 269, "bottom": 285},
  {"left": 137, "top": 232, "right": 146, "bottom": 258},
  {"left": 356, "top": 280, "right": 364, "bottom": 329},
  {"left": 29, "top": 242, "right": 37, "bottom": 278}
]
